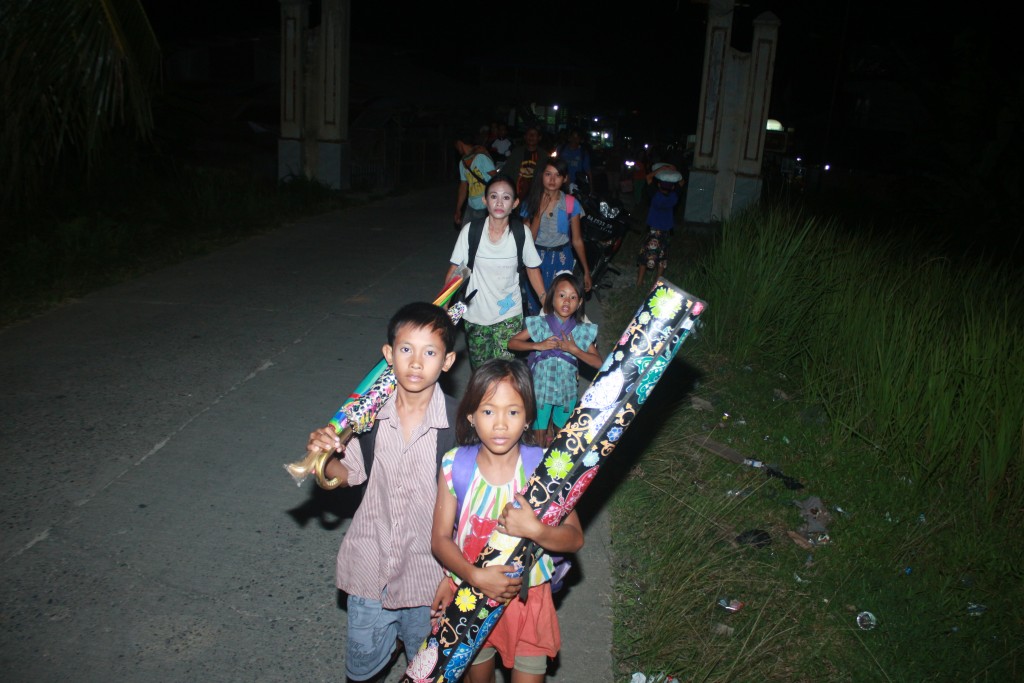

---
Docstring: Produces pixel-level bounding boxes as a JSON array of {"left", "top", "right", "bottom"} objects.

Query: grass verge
[{"left": 604, "top": 208, "right": 1023, "bottom": 681}]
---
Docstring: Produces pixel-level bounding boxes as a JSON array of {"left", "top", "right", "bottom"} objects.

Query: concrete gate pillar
[
  {"left": 685, "top": 0, "right": 780, "bottom": 224},
  {"left": 277, "top": 0, "right": 352, "bottom": 189},
  {"left": 314, "top": 0, "right": 351, "bottom": 190},
  {"left": 278, "top": 0, "right": 308, "bottom": 181}
]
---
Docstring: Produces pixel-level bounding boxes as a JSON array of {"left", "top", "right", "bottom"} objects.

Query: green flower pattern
[
  {"left": 650, "top": 287, "right": 684, "bottom": 320},
  {"left": 544, "top": 449, "right": 573, "bottom": 479}
]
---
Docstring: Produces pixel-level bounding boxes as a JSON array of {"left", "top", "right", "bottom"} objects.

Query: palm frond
[{"left": 0, "top": 0, "right": 161, "bottom": 214}]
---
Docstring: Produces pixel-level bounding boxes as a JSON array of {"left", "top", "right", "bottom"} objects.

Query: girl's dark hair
[
  {"left": 543, "top": 272, "right": 586, "bottom": 322},
  {"left": 485, "top": 173, "right": 518, "bottom": 201},
  {"left": 456, "top": 359, "right": 537, "bottom": 445},
  {"left": 387, "top": 302, "right": 456, "bottom": 353},
  {"left": 521, "top": 156, "right": 568, "bottom": 221}
]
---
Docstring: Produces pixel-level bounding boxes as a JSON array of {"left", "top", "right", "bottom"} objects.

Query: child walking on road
[
  {"left": 431, "top": 359, "right": 585, "bottom": 683},
  {"left": 508, "top": 273, "right": 601, "bottom": 447},
  {"left": 636, "top": 166, "right": 684, "bottom": 289},
  {"left": 305, "top": 302, "right": 458, "bottom": 682}
]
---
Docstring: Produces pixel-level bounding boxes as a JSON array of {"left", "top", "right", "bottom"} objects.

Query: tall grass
[
  {"left": 688, "top": 207, "right": 1024, "bottom": 514},
  {"left": 606, "top": 207, "right": 1023, "bottom": 680}
]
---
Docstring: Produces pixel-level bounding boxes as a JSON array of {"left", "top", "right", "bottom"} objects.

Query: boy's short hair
[{"left": 387, "top": 302, "right": 456, "bottom": 353}]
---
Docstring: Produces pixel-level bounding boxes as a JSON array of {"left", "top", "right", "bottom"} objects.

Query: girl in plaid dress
[{"left": 507, "top": 273, "right": 602, "bottom": 446}]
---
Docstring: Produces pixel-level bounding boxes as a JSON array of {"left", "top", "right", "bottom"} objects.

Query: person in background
[
  {"left": 630, "top": 146, "right": 650, "bottom": 208},
  {"left": 554, "top": 129, "right": 591, "bottom": 192},
  {"left": 519, "top": 156, "right": 592, "bottom": 312},
  {"left": 490, "top": 122, "right": 512, "bottom": 169},
  {"left": 454, "top": 135, "right": 497, "bottom": 229},
  {"left": 636, "top": 165, "right": 684, "bottom": 289},
  {"left": 604, "top": 142, "right": 624, "bottom": 200},
  {"left": 503, "top": 124, "right": 550, "bottom": 202}
]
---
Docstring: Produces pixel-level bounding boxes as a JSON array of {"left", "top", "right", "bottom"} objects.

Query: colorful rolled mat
[
  {"left": 403, "top": 278, "right": 706, "bottom": 683},
  {"left": 283, "top": 274, "right": 466, "bottom": 486}
]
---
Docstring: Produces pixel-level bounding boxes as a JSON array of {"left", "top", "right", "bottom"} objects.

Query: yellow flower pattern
[{"left": 455, "top": 587, "right": 477, "bottom": 612}]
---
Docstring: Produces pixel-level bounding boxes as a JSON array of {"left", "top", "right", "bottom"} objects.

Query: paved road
[{"left": 0, "top": 186, "right": 617, "bottom": 683}]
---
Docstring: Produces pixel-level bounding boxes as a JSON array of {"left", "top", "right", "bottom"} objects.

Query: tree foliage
[{"left": 0, "top": 0, "right": 160, "bottom": 214}]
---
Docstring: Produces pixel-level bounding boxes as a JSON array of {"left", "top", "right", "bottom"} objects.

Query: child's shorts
[
  {"left": 534, "top": 398, "right": 576, "bottom": 431},
  {"left": 473, "top": 583, "right": 560, "bottom": 672},
  {"left": 637, "top": 228, "right": 671, "bottom": 269},
  {"left": 346, "top": 593, "right": 432, "bottom": 681}
]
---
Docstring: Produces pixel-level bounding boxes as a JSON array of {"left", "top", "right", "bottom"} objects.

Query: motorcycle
[{"left": 571, "top": 182, "right": 632, "bottom": 292}]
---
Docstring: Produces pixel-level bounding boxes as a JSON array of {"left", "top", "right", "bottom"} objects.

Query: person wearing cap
[{"left": 636, "top": 164, "right": 685, "bottom": 288}]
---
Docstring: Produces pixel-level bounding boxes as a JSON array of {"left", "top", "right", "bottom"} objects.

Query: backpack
[
  {"left": 462, "top": 152, "right": 495, "bottom": 187},
  {"left": 356, "top": 394, "right": 459, "bottom": 477},
  {"left": 449, "top": 444, "right": 573, "bottom": 594}
]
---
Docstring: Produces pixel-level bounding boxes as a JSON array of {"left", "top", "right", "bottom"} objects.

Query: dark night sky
[{"left": 142, "top": 1, "right": 1013, "bottom": 167}]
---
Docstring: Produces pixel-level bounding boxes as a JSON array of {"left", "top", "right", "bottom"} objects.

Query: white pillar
[
  {"left": 315, "top": 0, "right": 352, "bottom": 190},
  {"left": 732, "top": 12, "right": 781, "bottom": 215},
  {"left": 278, "top": 0, "right": 308, "bottom": 182},
  {"left": 685, "top": 0, "right": 780, "bottom": 224},
  {"left": 686, "top": 0, "right": 733, "bottom": 224}
]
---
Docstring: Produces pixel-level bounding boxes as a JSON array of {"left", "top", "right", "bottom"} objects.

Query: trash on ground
[
  {"left": 856, "top": 611, "right": 878, "bottom": 630},
  {"left": 736, "top": 528, "right": 772, "bottom": 548},
  {"left": 690, "top": 396, "right": 714, "bottom": 412},
  {"left": 967, "top": 603, "right": 987, "bottom": 617},
  {"left": 786, "top": 530, "right": 815, "bottom": 550},
  {"left": 809, "top": 533, "right": 831, "bottom": 546},
  {"left": 794, "top": 495, "right": 832, "bottom": 534},
  {"left": 717, "top": 597, "right": 745, "bottom": 612},
  {"left": 725, "top": 488, "right": 752, "bottom": 498},
  {"left": 793, "top": 572, "right": 810, "bottom": 584},
  {"left": 766, "top": 465, "right": 805, "bottom": 489},
  {"left": 711, "top": 622, "right": 735, "bottom": 637},
  {"left": 630, "top": 673, "right": 679, "bottom": 683}
]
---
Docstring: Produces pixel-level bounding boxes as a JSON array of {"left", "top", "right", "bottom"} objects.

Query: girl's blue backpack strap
[
  {"left": 519, "top": 445, "right": 545, "bottom": 477},
  {"left": 451, "top": 445, "right": 478, "bottom": 522}
]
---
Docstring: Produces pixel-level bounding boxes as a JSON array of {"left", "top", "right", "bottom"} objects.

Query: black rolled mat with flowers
[{"left": 403, "top": 278, "right": 707, "bottom": 683}]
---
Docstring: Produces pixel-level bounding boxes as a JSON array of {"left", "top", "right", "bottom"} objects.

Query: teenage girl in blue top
[{"left": 520, "top": 157, "right": 592, "bottom": 313}]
